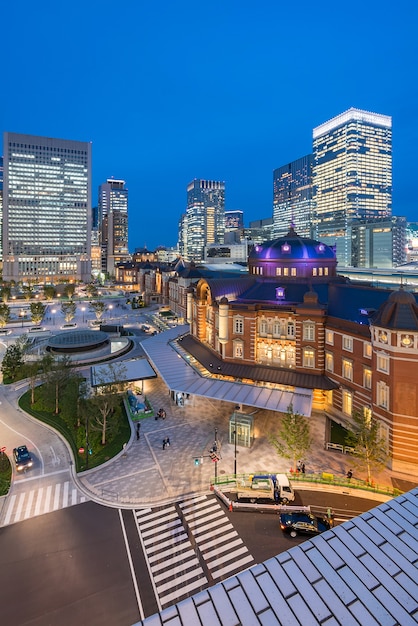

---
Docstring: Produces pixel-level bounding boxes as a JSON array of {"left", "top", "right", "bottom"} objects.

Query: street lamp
[
  {"left": 51, "top": 309, "right": 56, "bottom": 326},
  {"left": 81, "top": 306, "right": 86, "bottom": 323},
  {"left": 234, "top": 405, "right": 240, "bottom": 477},
  {"left": 108, "top": 304, "right": 113, "bottom": 319}
]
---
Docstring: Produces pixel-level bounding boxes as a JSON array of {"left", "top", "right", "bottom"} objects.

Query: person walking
[
  {"left": 136, "top": 422, "right": 140, "bottom": 441},
  {"left": 347, "top": 469, "right": 353, "bottom": 481},
  {"left": 301, "top": 462, "right": 305, "bottom": 474}
]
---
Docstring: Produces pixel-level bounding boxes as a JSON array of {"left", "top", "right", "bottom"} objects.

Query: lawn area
[
  {"left": 0, "top": 453, "right": 12, "bottom": 497},
  {"left": 18, "top": 391, "right": 131, "bottom": 472}
]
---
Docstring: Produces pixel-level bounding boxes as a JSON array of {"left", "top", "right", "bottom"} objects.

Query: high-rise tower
[
  {"left": 272, "top": 154, "right": 314, "bottom": 238},
  {"left": 98, "top": 178, "right": 129, "bottom": 275},
  {"left": 185, "top": 179, "right": 225, "bottom": 261},
  {"left": 3, "top": 132, "right": 91, "bottom": 282},
  {"left": 312, "top": 108, "right": 392, "bottom": 266}
]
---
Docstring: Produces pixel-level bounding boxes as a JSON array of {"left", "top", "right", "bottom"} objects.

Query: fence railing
[{"left": 326, "top": 442, "right": 355, "bottom": 454}]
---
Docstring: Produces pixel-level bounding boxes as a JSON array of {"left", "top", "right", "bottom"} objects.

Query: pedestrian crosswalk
[
  {"left": 1, "top": 480, "right": 88, "bottom": 527},
  {"left": 135, "top": 494, "right": 255, "bottom": 608}
]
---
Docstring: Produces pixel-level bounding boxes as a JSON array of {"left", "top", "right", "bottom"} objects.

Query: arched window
[{"left": 234, "top": 316, "right": 244, "bottom": 334}]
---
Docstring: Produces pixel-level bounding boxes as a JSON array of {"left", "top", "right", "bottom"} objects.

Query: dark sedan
[
  {"left": 280, "top": 512, "right": 332, "bottom": 538},
  {"left": 13, "top": 445, "right": 33, "bottom": 471}
]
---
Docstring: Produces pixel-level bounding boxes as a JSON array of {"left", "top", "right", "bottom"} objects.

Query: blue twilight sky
[{"left": 1, "top": 0, "right": 417, "bottom": 251}]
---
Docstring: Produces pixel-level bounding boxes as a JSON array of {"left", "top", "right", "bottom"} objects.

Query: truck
[{"left": 235, "top": 473, "right": 295, "bottom": 504}]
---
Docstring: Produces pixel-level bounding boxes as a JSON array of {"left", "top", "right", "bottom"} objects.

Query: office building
[
  {"left": 312, "top": 108, "right": 392, "bottom": 266},
  {"left": 98, "top": 178, "right": 129, "bottom": 275},
  {"left": 224, "top": 210, "right": 244, "bottom": 244},
  {"left": 349, "top": 216, "right": 406, "bottom": 268},
  {"left": 3, "top": 133, "right": 91, "bottom": 283},
  {"left": 272, "top": 154, "right": 314, "bottom": 238},
  {"left": 244, "top": 217, "right": 274, "bottom": 244},
  {"left": 184, "top": 179, "right": 225, "bottom": 262}
]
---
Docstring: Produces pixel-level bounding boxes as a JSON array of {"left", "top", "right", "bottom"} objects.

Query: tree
[
  {"left": 86, "top": 283, "right": 98, "bottom": 298},
  {"left": 42, "top": 355, "right": 73, "bottom": 414},
  {"left": 89, "top": 300, "right": 106, "bottom": 321},
  {"left": 1, "top": 344, "right": 24, "bottom": 382},
  {"left": 345, "top": 411, "right": 389, "bottom": 485},
  {"left": 43, "top": 285, "right": 56, "bottom": 300},
  {"left": 0, "top": 303, "right": 11, "bottom": 327},
  {"left": 269, "top": 404, "right": 312, "bottom": 472},
  {"left": 64, "top": 284, "right": 75, "bottom": 299},
  {"left": 30, "top": 301, "right": 46, "bottom": 324},
  {"left": 61, "top": 301, "right": 77, "bottom": 322},
  {"left": 22, "top": 284, "right": 34, "bottom": 300},
  {"left": 23, "top": 354, "right": 53, "bottom": 405},
  {"left": 89, "top": 362, "right": 127, "bottom": 444},
  {"left": 1, "top": 285, "right": 11, "bottom": 303}
]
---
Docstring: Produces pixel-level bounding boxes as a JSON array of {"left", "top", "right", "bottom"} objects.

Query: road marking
[
  {"left": 34, "top": 488, "right": 44, "bottom": 516},
  {"left": 53, "top": 483, "right": 61, "bottom": 510},
  {"left": 23, "top": 490, "right": 35, "bottom": 519},
  {"left": 3, "top": 495, "right": 16, "bottom": 526},
  {"left": 118, "top": 509, "right": 145, "bottom": 621}
]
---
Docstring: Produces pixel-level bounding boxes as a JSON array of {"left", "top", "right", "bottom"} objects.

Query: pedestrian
[
  {"left": 166, "top": 436, "right": 170, "bottom": 447},
  {"left": 162, "top": 409, "right": 166, "bottom": 420},
  {"left": 347, "top": 469, "right": 353, "bottom": 480},
  {"left": 162, "top": 437, "right": 167, "bottom": 450},
  {"left": 136, "top": 423, "right": 140, "bottom": 440},
  {"left": 301, "top": 462, "right": 305, "bottom": 474},
  {"left": 297, "top": 460, "right": 301, "bottom": 473}
]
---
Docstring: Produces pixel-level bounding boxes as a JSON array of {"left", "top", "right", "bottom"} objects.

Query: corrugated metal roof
[
  {"left": 138, "top": 488, "right": 418, "bottom": 626},
  {"left": 141, "top": 327, "right": 313, "bottom": 416}
]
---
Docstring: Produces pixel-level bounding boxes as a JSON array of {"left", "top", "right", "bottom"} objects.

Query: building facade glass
[
  {"left": 184, "top": 179, "right": 225, "bottom": 262},
  {"left": 98, "top": 178, "right": 129, "bottom": 275},
  {"left": 273, "top": 154, "right": 314, "bottom": 238},
  {"left": 312, "top": 108, "right": 392, "bottom": 267},
  {"left": 3, "top": 132, "right": 91, "bottom": 282}
]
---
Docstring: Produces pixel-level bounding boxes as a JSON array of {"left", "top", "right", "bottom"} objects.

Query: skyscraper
[
  {"left": 312, "top": 108, "right": 392, "bottom": 265},
  {"left": 312, "top": 108, "right": 392, "bottom": 266},
  {"left": 0, "top": 156, "right": 3, "bottom": 263},
  {"left": 272, "top": 154, "right": 314, "bottom": 238},
  {"left": 98, "top": 178, "right": 129, "bottom": 275},
  {"left": 224, "top": 209, "right": 244, "bottom": 244},
  {"left": 3, "top": 132, "right": 91, "bottom": 282},
  {"left": 184, "top": 179, "right": 225, "bottom": 261}
]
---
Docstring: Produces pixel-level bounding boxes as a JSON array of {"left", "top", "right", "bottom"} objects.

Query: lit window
[
  {"left": 377, "top": 381, "right": 389, "bottom": 409},
  {"left": 363, "top": 368, "right": 372, "bottom": 389},
  {"left": 376, "top": 353, "right": 389, "bottom": 374},
  {"left": 283, "top": 267, "right": 289, "bottom": 276},
  {"left": 259, "top": 319, "right": 267, "bottom": 335},
  {"left": 363, "top": 342, "right": 372, "bottom": 358},
  {"left": 234, "top": 316, "right": 244, "bottom": 334},
  {"left": 287, "top": 322, "right": 295, "bottom": 337},
  {"left": 303, "top": 348, "right": 315, "bottom": 368},
  {"left": 303, "top": 322, "right": 315, "bottom": 341},
  {"left": 325, "top": 330, "right": 334, "bottom": 345},
  {"left": 363, "top": 406, "right": 372, "bottom": 424},
  {"left": 342, "top": 359, "right": 353, "bottom": 381},
  {"left": 275, "top": 267, "right": 282, "bottom": 276},
  {"left": 324, "top": 267, "right": 329, "bottom": 276},
  {"left": 234, "top": 341, "right": 243, "bottom": 359},
  {"left": 325, "top": 352, "right": 334, "bottom": 372},
  {"left": 291, "top": 267, "right": 296, "bottom": 276},
  {"left": 342, "top": 335, "right": 353, "bottom": 351},
  {"left": 342, "top": 390, "right": 352, "bottom": 415},
  {"left": 312, "top": 267, "right": 317, "bottom": 276}
]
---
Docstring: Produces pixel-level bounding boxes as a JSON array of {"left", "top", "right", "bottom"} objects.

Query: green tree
[
  {"left": 61, "top": 301, "right": 77, "bottom": 322},
  {"left": 22, "top": 284, "right": 34, "bottom": 300},
  {"left": 0, "top": 303, "right": 11, "bottom": 327},
  {"left": 269, "top": 404, "right": 312, "bottom": 472},
  {"left": 86, "top": 283, "right": 98, "bottom": 298},
  {"left": 1, "top": 344, "right": 24, "bottom": 382},
  {"left": 23, "top": 354, "right": 53, "bottom": 405},
  {"left": 89, "top": 300, "right": 106, "bottom": 321},
  {"left": 345, "top": 411, "right": 389, "bottom": 485},
  {"left": 43, "top": 285, "right": 56, "bottom": 300},
  {"left": 64, "top": 284, "right": 75, "bottom": 299},
  {"left": 1, "top": 285, "right": 11, "bottom": 303},
  {"left": 42, "top": 355, "right": 73, "bottom": 414},
  {"left": 89, "top": 362, "right": 127, "bottom": 444},
  {"left": 30, "top": 301, "right": 46, "bottom": 324}
]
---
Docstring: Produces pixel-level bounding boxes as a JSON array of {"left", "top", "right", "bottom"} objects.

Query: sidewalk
[{"left": 77, "top": 376, "right": 413, "bottom": 508}]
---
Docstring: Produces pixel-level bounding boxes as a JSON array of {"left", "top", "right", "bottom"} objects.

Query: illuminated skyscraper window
[
  {"left": 273, "top": 154, "right": 314, "bottom": 238},
  {"left": 183, "top": 179, "right": 225, "bottom": 262},
  {"left": 312, "top": 108, "right": 392, "bottom": 267},
  {"left": 3, "top": 132, "right": 91, "bottom": 282},
  {"left": 98, "top": 178, "right": 129, "bottom": 274}
]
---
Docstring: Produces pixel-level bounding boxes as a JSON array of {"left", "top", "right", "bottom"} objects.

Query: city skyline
[{"left": 1, "top": 1, "right": 417, "bottom": 251}]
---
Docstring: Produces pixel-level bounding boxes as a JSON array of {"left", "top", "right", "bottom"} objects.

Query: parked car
[
  {"left": 13, "top": 445, "right": 33, "bottom": 471},
  {"left": 60, "top": 322, "right": 77, "bottom": 329},
  {"left": 279, "top": 512, "right": 332, "bottom": 538}
]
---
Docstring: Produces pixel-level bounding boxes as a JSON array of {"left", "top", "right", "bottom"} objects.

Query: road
[{"left": 0, "top": 489, "right": 380, "bottom": 625}]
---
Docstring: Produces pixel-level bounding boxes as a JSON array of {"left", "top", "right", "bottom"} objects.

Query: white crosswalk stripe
[
  {"left": 135, "top": 494, "right": 255, "bottom": 608},
  {"left": 1, "top": 481, "right": 88, "bottom": 527}
]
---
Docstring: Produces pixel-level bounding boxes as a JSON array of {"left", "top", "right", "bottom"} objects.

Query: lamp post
[
  {"left": 108, "top": 304, "right": 113, "bottom": 319},
  {"left": 214, "top": 427, "right": 218, "bottom": 482},
  {"left": 51, "top": 309, "right": 56, "bottom": 326},
  {"left": 234, "top": 405, "right": 240, "bottom": 477},
  {"left": 81, "top": 306, "right": 86, "bottom": 323}
]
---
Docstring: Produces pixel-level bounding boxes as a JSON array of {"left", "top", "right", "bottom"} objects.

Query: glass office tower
[
  {"left": 98, "top": 178, "right": 129, "bottom": 275},
  {"left": 272, "top": 154, "right": 314, "bottom": 238},
  {"left": 312, "top": 108, "right": 392, "bottom": 266},
  {"left": 185, "top": 179, "right": 225, "bottom": 261},
  {"left": 3, "top": 132, "right": 91, "bottom": 282},
  {"left": 0, "top": 156, "right": 3, "bottom": 262}
]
